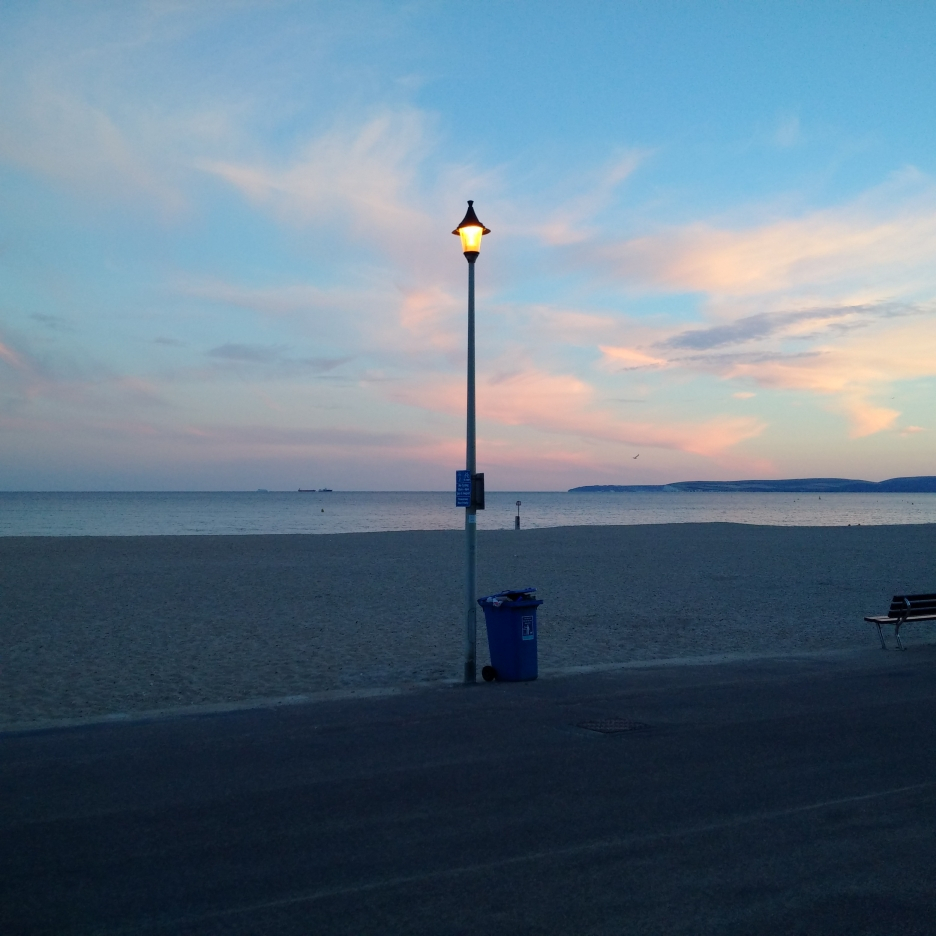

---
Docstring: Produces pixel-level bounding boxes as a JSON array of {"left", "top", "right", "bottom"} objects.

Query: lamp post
[{"left": 453, "top": 200, "right": 490, "bottom": 684}]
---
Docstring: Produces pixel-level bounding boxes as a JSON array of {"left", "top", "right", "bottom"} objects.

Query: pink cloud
[
  {"left": 599, "top": 345, "right": 668, "bottom": 370},
  {"left": 837, "top": 397, "right": 901, "bottom": 439},
  {"left": 397, "top": 285, "right": 461, "bottom": 352},
  {"left": 590, "top": 171, "right": 936, "bottom": 298},
  {"left": 704, "top": 317, "right": 936, "bottom": 436},
  {"left": 390, "top": 367, "right": 765, "bottom": 458},
  {"left": 0, "top": 340, "right": 27, "bottom": 370}
]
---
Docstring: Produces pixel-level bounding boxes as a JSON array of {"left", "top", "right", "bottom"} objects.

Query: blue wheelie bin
[{"left": 477, "top": 587, "right": 543, "bottom": 682}]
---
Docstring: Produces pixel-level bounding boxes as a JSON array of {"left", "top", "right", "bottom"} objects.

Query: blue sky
[{"left": 2, "top": 0, "right": 935, "bottom": 490}]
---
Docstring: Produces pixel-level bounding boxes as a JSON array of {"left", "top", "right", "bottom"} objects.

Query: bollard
[{"left": 515, "top": 500, "right": 521, "bottom": 530}]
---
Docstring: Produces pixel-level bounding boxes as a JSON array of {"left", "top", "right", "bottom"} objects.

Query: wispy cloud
[
  {"left": 204, "top": 110, "right": 433, "bottom": 252},
  {"left": 0, "top": 338, "right": 28, "bottom": 371},
  {"left": 533, "top": 150, "right": 647, "bottom": 246},
  {"left": 0, "top": 70, "right": 219, "bottom": 212},
  {"left": 206, "top": 343, "right": 351, "bottom": 372},
  {"left": 178, "top": 274, "right": 465, "bottom": 370},
  {"left": 773, "top": 112, "right": 801, "bottom": 148},
  {"left": 584, "top": 170, "right": 936, "bottom": 298},
  {"left": 207, "top": 343, "right": 286, "bottom": 363},
  {"left": 551, "top": 171, "right": 936, "bottom": 440},
  {"left": 3, "top": 4, "right": 935, "bottom": 487},
  {"left": 29, "top": 312, "right": 71, "bottom": 330},
  {"left": 654, "top": 315, "right": 936, "bottom": 437},
  {"left": 390, "top": 365, "right": 765, "bottom": 459},
  {"left": 598, "top": 345, "right": 668, "bottom": 370},
  {"left": 0, "top": 328, "right": 170, "bottom": 420},
  {"left": 659, "top": 302, "right": 919, "bottom": 351},
  {"left": 179, "top": 278, "right": 362, "bottom": 320},
  {"left": 181, "top": 422, "right": 449, "bottom": 453}
]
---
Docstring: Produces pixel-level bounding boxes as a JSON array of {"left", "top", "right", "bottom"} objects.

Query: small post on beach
[
  {"left": 515, "top": 500, "right": 521, "bottom": 530},
  {"left": 454, "top": 201, "right": 490, "bottom": 684}
]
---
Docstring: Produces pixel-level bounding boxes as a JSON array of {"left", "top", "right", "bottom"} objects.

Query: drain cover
[{"left": 577, "top": 719, "right": 651, "bottom": 734}]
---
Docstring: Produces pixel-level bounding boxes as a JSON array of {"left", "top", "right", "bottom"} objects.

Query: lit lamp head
[{"left": 452, "top": 200, "right": 490, "bottom": 262}]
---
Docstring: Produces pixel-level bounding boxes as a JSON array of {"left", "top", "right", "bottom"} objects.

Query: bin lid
[{"left": 481, "top": 587, "right": 537, "bottom": 602}]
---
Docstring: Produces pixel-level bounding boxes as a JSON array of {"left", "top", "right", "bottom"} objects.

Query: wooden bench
[{"left": 865, "top": 594, "right": 936, "bottom": 649}]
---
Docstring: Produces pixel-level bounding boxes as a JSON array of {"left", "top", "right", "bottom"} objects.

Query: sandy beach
[{"left": 2, "top": 523, "right": 935, "bottom": 728}]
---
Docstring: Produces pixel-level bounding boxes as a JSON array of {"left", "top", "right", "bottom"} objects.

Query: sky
[{"left": 1, "top": 1, "right": 935, "bottom": 491}]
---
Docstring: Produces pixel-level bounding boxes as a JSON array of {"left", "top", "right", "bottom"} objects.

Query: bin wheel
[{"left": 481, "top": 666, "right": 497, "bottom": 682}]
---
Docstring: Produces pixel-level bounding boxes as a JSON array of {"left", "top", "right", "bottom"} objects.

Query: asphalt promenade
[{"left": 3, "top": 645, "right": 936, "bottom": 935}]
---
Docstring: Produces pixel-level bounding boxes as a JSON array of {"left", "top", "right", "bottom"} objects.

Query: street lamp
[{"left": 453, "top": 200, "right": 490, "bottom": 684}]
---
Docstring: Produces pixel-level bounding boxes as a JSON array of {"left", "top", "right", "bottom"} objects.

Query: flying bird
[{"left": 633, "top": 454, "right": 640, "bottom": 459}]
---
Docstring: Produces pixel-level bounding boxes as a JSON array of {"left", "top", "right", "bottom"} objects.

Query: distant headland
[{"left": 569, "top": 476, "right": 936, "bottom": 494}]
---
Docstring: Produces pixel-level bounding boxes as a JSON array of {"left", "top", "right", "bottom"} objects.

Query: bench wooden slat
[{"left": 888, "top": 593, "right": 936, "bottom": 615}]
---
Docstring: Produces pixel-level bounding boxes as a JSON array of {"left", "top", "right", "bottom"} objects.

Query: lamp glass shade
[
  {"left": 452, "top": 201, "right": 490, "bottom": 255},
  {"left": 458, "top": 224, "right": 485, "bottom": 254}
]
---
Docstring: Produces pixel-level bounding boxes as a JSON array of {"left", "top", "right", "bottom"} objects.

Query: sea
[{"left": 2, "top": 490, "right": 936, "bottom": 536}]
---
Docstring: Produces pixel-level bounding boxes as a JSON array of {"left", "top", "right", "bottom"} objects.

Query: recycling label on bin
[
  {"left": 455, "top": 470, "right": 471, "bottom": 507},
  {"left": 521, "top": 615, "right": 535, "bottom": 640}
]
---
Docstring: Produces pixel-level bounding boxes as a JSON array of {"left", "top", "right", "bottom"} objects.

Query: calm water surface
[{"left": 2, "top": 491, "right": 935, "bottom": 536}]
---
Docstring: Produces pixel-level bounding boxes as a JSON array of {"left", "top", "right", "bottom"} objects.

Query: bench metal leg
[
  {"left": 895, "top": 623, "right": 905, "bottom": 650},
  {"left": 875, "top": 622, "right": 887, "bottom": 649}
]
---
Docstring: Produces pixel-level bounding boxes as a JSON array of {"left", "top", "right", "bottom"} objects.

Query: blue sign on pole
[{"left": 456, "top": 470, "right": 472, "bottom": 507}]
